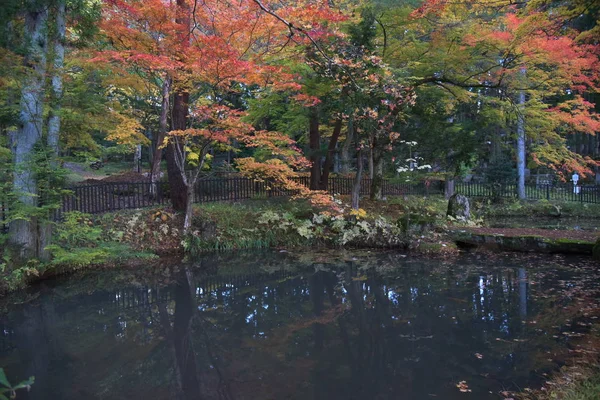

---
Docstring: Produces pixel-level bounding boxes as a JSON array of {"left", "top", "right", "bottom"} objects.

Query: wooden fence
[
  {"left": 1, "top": 178, "right": 599, "bottom": 231},
  {"left": 455, "top": 182, "right": 600, "bottom": 204},
  {"left": 58, "top": 177, "right": 441, "bottom": 215}
]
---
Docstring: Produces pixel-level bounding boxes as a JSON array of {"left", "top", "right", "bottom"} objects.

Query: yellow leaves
[
  {"left": 187, "top": 151, "right": 200, "bottom": 162},
  {"left": 350, "top": 208, "right": 367, "bottom": 219},
  {"left": 106, "top": 112, "right": 149, "bottom": 146}
]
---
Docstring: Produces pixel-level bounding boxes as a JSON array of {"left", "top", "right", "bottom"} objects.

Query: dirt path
[{"left": 64, "top": 162, "right": 108, "bottom": 180}]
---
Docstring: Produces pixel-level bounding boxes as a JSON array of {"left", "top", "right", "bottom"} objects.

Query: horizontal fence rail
[{"left": 1, "top": 178, "right": 599, "bottom": 228}]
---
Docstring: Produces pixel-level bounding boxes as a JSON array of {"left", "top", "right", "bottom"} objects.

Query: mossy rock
[
  {"left": 452, "top": 231, "right": 595, "bottom": 255},
  {"left": 447, "top": 194, "right": 470, "bottom": 220}
]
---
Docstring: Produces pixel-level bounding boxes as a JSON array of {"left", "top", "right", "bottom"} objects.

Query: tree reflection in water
[{"left": 0, "top": 251, "right": 597, "bottom": 400}]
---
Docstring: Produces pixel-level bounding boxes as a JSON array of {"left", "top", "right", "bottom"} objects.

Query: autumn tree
[{"left": 377, "top": 0, "right": 599, "bottom": 197}]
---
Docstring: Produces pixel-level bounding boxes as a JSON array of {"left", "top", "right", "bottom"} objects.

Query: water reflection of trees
[{"left": 0, "top": 253, "right": 596, "bottom": 400}]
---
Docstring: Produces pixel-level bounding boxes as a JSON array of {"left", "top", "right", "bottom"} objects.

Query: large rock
[{"left": 447, "top": 194, "right": 470, "bottom": 221}]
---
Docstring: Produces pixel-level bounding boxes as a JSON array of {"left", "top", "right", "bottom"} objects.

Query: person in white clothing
[{"left": 572, "top": 172, "right": 579, "bottom": 194}]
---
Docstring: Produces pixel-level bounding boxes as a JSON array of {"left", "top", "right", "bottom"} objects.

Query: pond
[{"left": 0, "top": 250, "right": 598, "bottom": 400}]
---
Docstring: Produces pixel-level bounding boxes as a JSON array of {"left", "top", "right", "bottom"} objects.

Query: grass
[
  {"left": 476, "top": 198, "right": 600, "bottom": 218},
  {"left": 63, "top": 160, "right": 152, "bottom": 183}
]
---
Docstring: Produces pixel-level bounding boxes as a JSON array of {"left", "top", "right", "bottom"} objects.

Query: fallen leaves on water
[{"left": 456, "top": 381, "right": 472, "bottom": 392}]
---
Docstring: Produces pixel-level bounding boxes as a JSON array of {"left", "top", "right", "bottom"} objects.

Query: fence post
[
  {"left": 546, "top": 184, "right": 550, "bottom": 201},
  {"left": 233, "top": 178, "right": 238, "bottom": 202}
]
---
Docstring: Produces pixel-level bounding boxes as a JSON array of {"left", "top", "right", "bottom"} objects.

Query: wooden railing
[{"left": 0, "top": 178, "right": 598, "bottom": 228}]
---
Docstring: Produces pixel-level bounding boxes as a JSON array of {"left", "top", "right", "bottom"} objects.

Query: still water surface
[{"left": 0, "top": 250, "right": 598, "bottom": 400}]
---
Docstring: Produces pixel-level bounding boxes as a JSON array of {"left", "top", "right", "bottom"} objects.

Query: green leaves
[{"left": 0, "top": 368, "right": 34, "bottom": 400}]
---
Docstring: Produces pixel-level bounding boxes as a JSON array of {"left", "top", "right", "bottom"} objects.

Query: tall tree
[{"left": 9, "top": 1, "right": 49, "bottom": 259}]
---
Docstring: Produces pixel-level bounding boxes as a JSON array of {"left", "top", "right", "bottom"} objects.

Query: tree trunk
[
  {"left": 168, "top": 91, "right": 189, "bottom": 211},
  {"left": 445, "top": 176, "right": 455, "bottom": 199},
  {"left": 309, "top": 109, "right": 321, "bottom": 190},
  {"left": 150, "top": 77, "right": 170, "bottom": 197},
  {"left": 133, "top": 145, "right": 142, "bottom": 172},
  {"left": 167, "top": 0, "right": 191, "bottom": 211},
  {"left": 9, "top": 5, "right": 48, "bottom": 260},
  {"left": 183, "top": 179, "right": 194, "bottom": 234},
  {"left": 368, "top": 145, "right": 374, "bottom": 180},
  {"left": 351, "top": 148, "right": 364, "bottom": 210},
  {"left": 38, "top": 0, "right": 66, "bottom": 262},
  {"left": 370, "top": 148, "right": 384, "bottom": 201},
  {"left": 319, "top": 117, "right": 343, "bottom": 190},
  {"left": 516, "top": 81, "right": 526, "bottom": 200},
  {"left": 47, "top": 0, "right": 65, "bottom": 160},
  {"left": 340, "top": 117, "right": 354, "bottom": 174}
]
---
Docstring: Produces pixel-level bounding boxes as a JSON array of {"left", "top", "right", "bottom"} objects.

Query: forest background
[{"left": 0, "top": 0, "right": 599, "bottom": 260}]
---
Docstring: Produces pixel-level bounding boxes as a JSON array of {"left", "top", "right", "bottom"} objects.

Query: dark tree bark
[
  {"left": 370, "top": 146, "right": 384, "bottom": 201},
  {"left": 150, "top": 76, "right": 171, "bottom": 197},
  {"left": 309, "top": 109, "right": 321, "bottom": 190},
  {"left": 319, "top": 117, "right": 343, "bottom": 190},
  {"left": 351, "top": 147, "right": 364, "bottom": 210},
  {"left": 167, "top": 88, "right": 190, "bottom": 211},
  {"left": 167, "top": 0, "right": 191, "bottom": 211},
  {"left": 340, "top": 117, "right": 354, "bottom": 174}
]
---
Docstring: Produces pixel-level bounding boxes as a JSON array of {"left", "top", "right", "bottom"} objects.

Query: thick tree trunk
[
  {"left": 9, "top": 6, "right": 48, "bottom": 259},
  {"left": 150, "top": 77, "right": 170, "bottom": 197},
  {"left": 38, "top": 1, "right": 67, "bottom": 262},
  {"left": 168, "top": 91, "right": 189, "bottom": 211},
  {"left": 351, "top": 148, "right": 364, "bottom": 210},
  {"left": 167, "top": 0, "right": 192, "bottom": 211},
  {"left": 340, "top": 117, "right": 354, "bottom": 174},
  {"left": 47, "top": 0, "right": 65, "bottom": 160},
  {"left": 309, "top": 110, "right": 321, "bottom": 190},
  {"left": 516, "top": 83, "right": 526, "bottom": 200},
  {"left": 319, "top": 117, "right": 343, "bottom": 190}
]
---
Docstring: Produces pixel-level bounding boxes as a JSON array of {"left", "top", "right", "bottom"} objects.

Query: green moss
[
  {"left": 552, "top": 238, "right": 595, "bottom": 245},
  {"left": 452, "top": 231, "right": 596, "bottom": 255}
]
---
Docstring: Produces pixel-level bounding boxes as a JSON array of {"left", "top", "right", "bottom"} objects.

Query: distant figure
[{"left": 572, "top": 172, "right": 579, "bottom": 194}]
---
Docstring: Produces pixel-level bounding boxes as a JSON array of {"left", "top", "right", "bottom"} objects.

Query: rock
[
  {"left": 447, "top": 194, "right": 470, "bottom": 221},
  {"left": 549, "top": 204, "right": 562, "bottom": 218},
  {"left": 197, "top": 219, "right": 217, "bottom": 241}
]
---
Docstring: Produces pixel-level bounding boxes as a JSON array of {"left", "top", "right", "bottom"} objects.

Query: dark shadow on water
[{"left": 0, "top": 250, "right": 597, "bottom": 400}]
